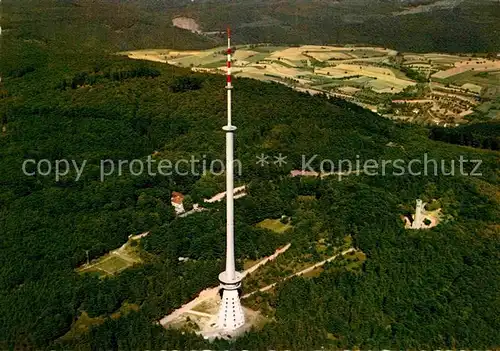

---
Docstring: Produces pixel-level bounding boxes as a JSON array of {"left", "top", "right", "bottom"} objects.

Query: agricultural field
[
  {"left": 423, "top": 53, "right": 464, "bottom": 65},
  {"left": 168, "top": 50, "right": 226, "bottom": 67},
  {"left": 440, "top": 70, "right": 500, "bottom": 89},
  {"left": 232, "top": 49, "right": 260, "bottom": 63},
  {"left": 250, "top": 45, "right": 289, "bottom": 53},
  {"left": 124, "top": 44, "right": 499, "bottom": 125},
  {"left": 244, "top": 52, "right": 273, "bottom": 64},
  {"left": 475, "top": 100, "right": 500, "bottom": 120},
  {"left": 306, "top": 51, "right": 354, "bottom": 61},
  {"left": 432, "top": 59, "right": 500, "bottom": 79},
  {"left": 123, "top": 50, "right": 168, "bottom": 63}
]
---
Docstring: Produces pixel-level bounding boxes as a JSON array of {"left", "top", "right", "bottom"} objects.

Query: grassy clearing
[
  {"left": 77, "top": 239, "right": 143, "bottom": 278},
  {"left": 78, "top": 254, "right": 132, "bottom": 277},
  {"left": 256, "top": 219, "right": 292, "bottom": 234},
  {"left": 97, "top": 255, "right": 131, "bottom": 273}
]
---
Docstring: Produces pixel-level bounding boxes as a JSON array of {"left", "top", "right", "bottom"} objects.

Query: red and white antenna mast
[
  {"left": 226, "top": 27, "right": 233, "bottom": 123},
  {"left": 216, "top": 27, "right": 245, "bottom": 333}
]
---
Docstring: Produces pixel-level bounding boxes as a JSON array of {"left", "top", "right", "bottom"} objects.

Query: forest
[
  {"left": 429, "top": 122, "right": 500, "bottom": 151},
  {"left": 164, "top": 0, "right": 500, "bottom": 53},
  {"left": 0, "top": 0, "right": 499, "bottom": 349}
]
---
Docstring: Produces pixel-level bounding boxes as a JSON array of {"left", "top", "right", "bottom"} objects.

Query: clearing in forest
[
  {"left": 77, "top": 234, "right": 147, "bottom": 277},
  {"left": 256, "top": 218, "right": 292, "bottom": 234}
]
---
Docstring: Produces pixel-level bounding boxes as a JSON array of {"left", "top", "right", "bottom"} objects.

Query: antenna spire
[{"left": 226, "top": 27, "right": 232, "bottom": 126}]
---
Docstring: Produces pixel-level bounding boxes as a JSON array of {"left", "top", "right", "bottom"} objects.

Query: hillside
[
  {"left": 0, "top": 0, "right": 214, "bottom": 53},
  {"left": 0, "top": 1, "right": 499, "bottom": 349},
  {"left": 157, "top": 0, "right": 500, "bottom": 53}
]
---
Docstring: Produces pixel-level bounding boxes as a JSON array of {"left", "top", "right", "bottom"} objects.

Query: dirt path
[
  {"left": 243, "top": 244, "right": 291, "bottom": 277},
  {"left": 179, "top": 186, "right": 247, "bottom": 218},
  {"left": 159, "top": 243, "right": 291, "bottom": 327},
  {"left": 241, "top": 247, "right": 355, "bottom": 299},
  {"left": 204, "top": 185, "right": 247, "bottom": 203},
  {"left": 130, "top": 231, "right": 150, "bottom": 240}
]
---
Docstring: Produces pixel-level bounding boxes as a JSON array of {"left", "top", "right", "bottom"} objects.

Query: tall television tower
[{"left": 216, "top": 27, "right": 245, "bottom": 332}]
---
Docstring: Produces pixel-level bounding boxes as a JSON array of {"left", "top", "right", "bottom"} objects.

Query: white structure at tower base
[{"left": 216, "top": 271, "right": 245, "bottom": 331}]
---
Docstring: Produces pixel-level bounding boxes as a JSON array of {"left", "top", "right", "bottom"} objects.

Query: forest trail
[
  {"left": 241, "top": 247, "right": 355, "bottom": 299},
  {"left": 159, "top": 243, "right": 291, "bottom": 327},
  {"left": 203, "top": 185, "right": 247, "bottom": 203},
  {"left": 179, "top": 185, "right": 247, "bottom": 218},
  {"left": 243, "top": 243, "right": 291, "bottom": 277}
]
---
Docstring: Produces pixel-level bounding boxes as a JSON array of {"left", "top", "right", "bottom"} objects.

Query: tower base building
[{"left": 216, "top": 271, "right": 245, "bottom": 331}]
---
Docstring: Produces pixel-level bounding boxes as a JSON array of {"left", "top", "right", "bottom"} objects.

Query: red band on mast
[{"left": 227, "top": 27, "right": 232, "bottom": 86}]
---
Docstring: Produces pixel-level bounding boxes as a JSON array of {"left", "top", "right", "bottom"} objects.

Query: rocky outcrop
[{"left": 172, "top": 17, "right": 201, "bottom": 34}]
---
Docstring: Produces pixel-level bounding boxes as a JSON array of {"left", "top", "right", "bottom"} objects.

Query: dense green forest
[
  {"left": 1, "top": 0, "right": 499, "bottom": 349},
  {"left": 158, "top": 0, "right": 500, "bottom": 53},
  {"left": 0, "top": 0, "right": 215, "bottom": 55},
  {"left": 429, "top": 121, "right": 500, "bottom": 151}
]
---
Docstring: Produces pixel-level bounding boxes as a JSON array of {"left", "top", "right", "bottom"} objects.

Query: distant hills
[
  {"left": 131, "top": 0, "right": 500, "bottom": 53},
  {"left": 2, "top": 0, "right": 498, "bottom": 54},
  {"left": 0, "top": 0, "right": 214, "bottom": 53}
]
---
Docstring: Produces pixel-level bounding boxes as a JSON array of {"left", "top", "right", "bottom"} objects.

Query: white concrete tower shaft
[
  {"left": 216, "top": 27, "right": 245, "bottom": 332},
  {"left": 225, "top": 26, "right": 235, "bottom": 279}
]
